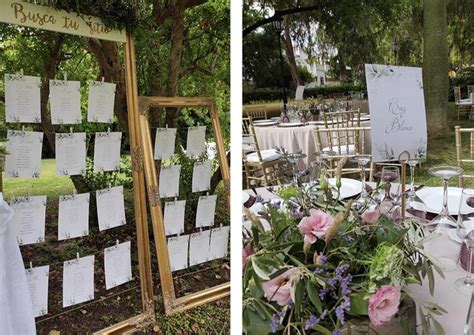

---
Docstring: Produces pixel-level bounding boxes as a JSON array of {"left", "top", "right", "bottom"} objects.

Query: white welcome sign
[{"left": 365, "top": 64, "right": 427, "bottom": 162}]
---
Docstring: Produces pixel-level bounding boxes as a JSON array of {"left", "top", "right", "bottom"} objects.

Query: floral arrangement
[{"left": 243, "top": 158, "right": 446, "bottom": 335}]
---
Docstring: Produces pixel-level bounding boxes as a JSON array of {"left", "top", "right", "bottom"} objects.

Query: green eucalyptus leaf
[
  {"left": 349, "top": 293, "right": 368, "bottom": 316},
  {"left": 307, "top": 279, "right": 323, "bottom": 314},
  {"left": 252, "top": 258, "right": 270, "bottom": 280}
]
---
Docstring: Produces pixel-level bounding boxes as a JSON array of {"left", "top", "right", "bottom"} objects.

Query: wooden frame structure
[
  {"left": 138, "top": 96, "right": 230, "bottom": 315},
  {"left": 0, "top": 2, "right": 155, "bottom": 333}
]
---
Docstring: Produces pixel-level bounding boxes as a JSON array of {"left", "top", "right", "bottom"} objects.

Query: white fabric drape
[{"left": 0, "top": 192, "right": 36, "bottom": 335}]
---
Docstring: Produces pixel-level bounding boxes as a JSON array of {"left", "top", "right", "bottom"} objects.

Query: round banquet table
[
  {"left": 253, "top": 120, "right": 371, "bottom": 167},
  {"left": 243, "top": 183, "right": 472, "bottom": 334}
]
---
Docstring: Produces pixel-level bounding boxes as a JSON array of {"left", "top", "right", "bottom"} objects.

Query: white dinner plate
[
  {"left": 270, "top": 117, "right": 281, "bottom": 121},
  {"left": 448, "top": 220, "right": 474, "bottom": 243},
  {"left": 327, "top": 178, "right": 362, "bottom": 199},
  {"left": 253, "top": 120, "right": 278, "bottom": 127},
  {"left": 359, "top": 116, "right": 370, "bottom": 121},
  {"left": 278, "top": 122, "right": 305, "bottom": 127},
  {"left": 416, "top": 187, "right": 471, "bottom": 215}
]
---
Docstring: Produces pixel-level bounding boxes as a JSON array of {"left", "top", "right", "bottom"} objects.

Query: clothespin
[
  {"left": 220, "top": 223, "right": 223, "bottom": 228},
  {"left": 76, "top": 252, "right": 80, "bottom": 262},
  {"left": 20, "top": 69, "right": 24, "bottom": 76},
  {"left": 21, "top": 125, "right": 25, "bottom": 133},
  {"left": 64, "top": 72, "right": 68, "bottom": 81},
  {"left": 70, "top": 127, "right": 73, "bottom": 134},
  {"left": 176, "top": 230, "right": 180, "bottom": 238},
  {"left": 174, "top": 196, "right": 178, "bottom": 204},
  {"left": 165, "top": 124, "right": 168, "bottom": 129},
  {"left": 73, "top": 188, "right": 77, "bottom": 196},
  {"left": 199, "top": 227, "right": 203, "bottom": 233},
  {"left": 107, "top": 127, "right": 111, "bottom": 134},
  {"left": 206, "top": 191, "right": 210, "bottom": 199},
  {"left": 101, "top": 77, "right": 105, "bottom": 83},
  {"left": 116, "top": 239, "right": 120, "bottom": 248},
  {"left": 29, "top": 261, "right": 33, "bottom": 270},
  {"left": 108, "top": 182, "right": 111, "bottom": 190}
]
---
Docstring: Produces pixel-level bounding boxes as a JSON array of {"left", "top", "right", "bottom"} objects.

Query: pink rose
[
  {"left": 298, "top": 209, "right": 334, "bottom": 243},
  {"left": 368, "top": 285, "right": 401, "bottom": 326},
  {"left": 361, "top": 209, "right": 381, "bottom": 224},
  {"left": 262, "top": 268, "right": 298, "bottom": 306},
  {"left": 242, "top": 243, "right": 254, "bottom": 270}
]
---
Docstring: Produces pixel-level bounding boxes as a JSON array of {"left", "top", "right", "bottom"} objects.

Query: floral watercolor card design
[
  {"left": 189, "top": 230, "right": 211, "bottom": 266},
  {"left": 5, "top": 130, "right": 43, "bottom": 179},
  {"left": 159, "top": 165, "right": 181, "bottom": 198},
  {"left": 154, "top": 128, "right": 177, "bottom": 160},
  {"left": 93, "top": 132, "right": 122, "bottom": 172},
  {"left": 58, "top": 193, "right": 90, "bottom": 240},
  {"left": 365, "top": 64, "right": 427, "bottom": 162},
  {"left": 55, "top": 133, "right": 87, "bottom": 176},
  {"left": 195, "top": 195, "right": 217, "bottom": 228},
  {"left": 163, "top": 200, "right": 186, "bottom": 236},
  {"left": 10, "top": 196, "right": 46, "bottom": 246},
  {"left": 209, "top": 226, "right": 230, "bottom": 260},
  {"left": 186, "top": 126, "right": 206, "bottom": 158},
  {"left": 192, "top": 160, "right": 212, "bottom": 193},
  {"left": 87, "top": 81, "right": 116, "bottom": 123},
  {"left": 49, "top": 79, "right": 81, "bottom": 125},
  {"left": 62, "top": 255, "right": 95, "bottom": 308},
  {"left": 167, "top": 235, "right": 189, "bottom": 272},
  {"left": 104, "top": 241, "right": 132, "bottom": 290},
  {"left": 25, "top": 265, "right": 49, "bottom": 317},
  {"left": 5, "top": 74, "right": 41, "bottom": 123},
  {"left": 96, "top": 186, "right": 126, "bottom": 231}
]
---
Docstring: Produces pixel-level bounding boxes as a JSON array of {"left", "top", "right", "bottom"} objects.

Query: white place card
[
  {"left": 5, "top": 74, "right": 41, "bottom": 123},
  {"left": 93, "top": 132, "right": 122, "bottom": 172},
  {"left": 5, "top": 130, "right": 43, "bottom": 178},
  {"left": 25, "top": 265, "right": 49, "bottom": 317},
  {"left": 58, "top": 193, "right": 90, "bottom": 240},
  {"left": 154, "top": 128, "right": 177, "bottom": 160},
  {"left": 365, "top": 64, "right": 427, "bottom": 162},
  {"left": 167, "top": 235, "right": 189, "bottom": 272},
  {"left": 189, "top": 230, "right": 211, "bottom": 266},
  {"left": 56, "top": 133, "right": 87, "bottom": 176},
  {"left": 104, "top": 241, "right": 132, "bottom": 290},
  {"left": 62, "top": 255, "right": 95, "bottom": 308},
  {"left": 10, "top": 196, "right": 46, "bottom": 245},
  {"left": 96, "top": 186, "right": 126, "bottom": 231},
  {"left": 87, "top": 81, "right": 116, "bottom": 123},
  {"left": 209, "top": 226, "right": 230, "bottom": 260},
  {"left": 164, "top": 200, "right": 186, "bottom": 236},
  {"left": 192, "top": 160, "right": 212, "bottom": 193},
  {"left": 49, "top": 80, "right": 81, "bottom": 125},
  {"left": 195, "top": 195, "right": 217, "bottom": 228},
  {"left": 159, "top": 165, "right": 181, "bottom": 198},
  {"left": 186, "top": 126, "right": 206, "bottom": 158}
]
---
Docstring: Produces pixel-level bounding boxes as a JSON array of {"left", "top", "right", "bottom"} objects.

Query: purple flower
[
  {"left": 318, "top": 253, "right": 328, "bottom": 265},
  {"left": 304, "top": 315, "right": 319, "bottom": 330},
  {"left": 326, "top": 278, "right": 337, "bottom": 287},
  {"left": 335, "top": 264, "right": 350, "bottom": 276},
  {"left": 271, "top": 313, "right": 280, "bottom": 333},
  {"left": 333, "top": 329, "right": 342, "bottom": 335},
  {"left": 319, "top": 288, "right": 328, "bottom": 300},
  {"left": 255, "top": 195, "right": 264, "bottom": 203},
  {"left": 335, "top": 305, "right": 346, "bottom": 324},
  {"left": 314, "top": 267, "right": 324, "bottom": 274}
]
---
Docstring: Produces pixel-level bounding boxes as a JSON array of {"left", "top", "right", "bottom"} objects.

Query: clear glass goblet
[
  {"left": 405, "top": 159, "right": 427, "bottom": 220},
  {"left": 351, "top": 155, "right": 376, "bottom": 212},
  {"left": 455, "top": 189, "right": 474, "bottom": 294}
]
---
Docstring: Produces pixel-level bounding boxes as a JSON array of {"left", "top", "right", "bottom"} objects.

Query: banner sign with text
[
  {"left": 365, "top": 64, "right": 427, "bottom": 162},
  {"left": 0, "top": 1, "right": 126, "bottom": 42}
]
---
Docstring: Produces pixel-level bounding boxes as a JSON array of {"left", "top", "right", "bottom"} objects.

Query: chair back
[
  {"left": 244, "top": 105, "right": 267, "bottom": 120},
  {"left": 242, "top": 117, "right": 263, "bottom": 161},
  {"left": 454, "top": 86, "right": 462, "bottom": 103},
  {"left": 314, "top": 126, "right": 370, "bottom": 156},
  {"left": 322, "top": 109, "right": 361, "bottom": 129},
  {"left": 455, "top": 125, "right": 474, "bottom": 187}
]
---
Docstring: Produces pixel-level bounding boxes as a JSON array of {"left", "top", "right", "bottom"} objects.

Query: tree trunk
[
  {"left": 281, "top": 16, "right": 303, "bottom": 87},
  {"left": 423, "top": 0, "right": 449, "bottom": 137},
  {"left": 86, "top": 39, "right": 128, "bottom": 131}
]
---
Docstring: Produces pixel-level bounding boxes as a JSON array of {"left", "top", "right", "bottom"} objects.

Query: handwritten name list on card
[
  {"left": 5, "top": 130, "right": 43, "bottom": 179},
  {"left": 104, "top": 241, "right": 132, "bottom": 290},
  {"left": 365, "top": 64, "right": 427, "bottom": 162},
  {"left": 164, "top": 200, "right": 186, "bottom": 236},
  {"left": 10, "top": 196, "right": 46, "bottom": 245},
  {"left": 55, "top": 133, "right": 87, "bottom": 176},
  {"left": 63, "top": 255, "right": 95, "bottom": 308},
  {"left": 186, "top": 126, "right": 206, "bottom": 158},
  {"left": 25, "top": 265, "right": 49, "bottom": 317},
  {"left": 159, "top": 165, "right": 181, "bottom": 198},
  {"left": 167, "top": 235, "right": 189, "bottom": 272},
  {"left": 58, "top": 193, "right": 90, "bottom": 240},
  {"left": 196, "top": 195, "right": 217, "bottom": 228},
  {"left": 96, "top": 186, "right": 126, "bottom": 231},
  {"left": 154, "top": 128, "right": 177, "bottom": 160},
  {"left": 209, "top": 226, "right": 230, "bottom": 260},
  {"left": 87, "top": 81, "right": 116, "bottom": 123},
  {"left": 192, "top": 160, "right": 212, "bottom": 193},
  {"left": 49, "top": 80, "right": 81, "bottom": 125},
  {"left": 189, "top": 230, "right": 211, "bottom": 266},
  {"left": 93, "top": 132, "right": 122, "bottom": 172},
  {"left": 5, "top": 74, "right": 41, "bottom": 123}
]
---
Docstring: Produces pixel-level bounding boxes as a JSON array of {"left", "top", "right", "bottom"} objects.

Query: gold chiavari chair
[
  {"left": 468, "top": 85, "right": 474, "bottom": 96},
  {"left": 244, "top": 105, "right": 268, "bottom": 120},
  {"left": 322, "top": 109, "right": 361, "bottom": 129},
  {"left": 314, "top": 126, "right": 374, "bottom": 177},
  {"left": 455, "top": 126, "right": 474, "bottom": 187},
  {"left": 242, "top": 117, "right": 285, "bottom": 188},
  {"left": 455, "top": 86, "right": 472, "bottom": 120}
]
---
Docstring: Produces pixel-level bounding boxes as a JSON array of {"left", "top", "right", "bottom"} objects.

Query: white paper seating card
[
  {"left": 189, "top": 230, "right": 211, "bottom": 266},
  {"left": 186, "top": 126, "right": 206, "bottom": 158},
  {"left": 192, "top": 160, "right": 212, "bottom": 193},
  {"left": 96, "top": 186, "right": 127, "bottom": 231},
  {"left": 25, "top": 265, "right": 49, "bottom": 317},
  {"left": 159, "top": 165, "right": 181, "bottom": 198},
  {"left": 93, "top": 132, "right": 122, "bottom": 172},
  {"left": 5, "top": 74, "right": 41, "bottom": 123},
  {"left": 55, "top": 133, "right": 87, "bottom": 176},
  {"left": 365, "top": 64, "right": 427, "bottom": 162},
  {"left": 49, "top": 80, "right": 81, "bottom": 125},
  {"left": 58, "top": 193, "right": 90, "bottom": 240},
  {"left": 104, "top": 241, "right": 132, "bottom": 290},
  {"left": 164, "top": 200, "right": 186, "bottom": 236},
  {"left": 195, "top": 195, "right": 217, "bottom": 228},
  {"left": 154, "top": 128, "right": 177, "bottom": 160},
  {"left": 87, "top": 81, "right": 116, "bottom": 123},
  {"left": 62, "top": 255, "right": 95, "bottom": 308},
  {"left": 167, "top": 235, "right": 190, "bottom": 272},
  {"left": 5, "top": 130, "right": 43, "bottom": 178},
  {"left": 10, "top": 196, "right": 46, "bottom": 245},
  {"left": 209, "top": 226, "right": 230, "bottom": 260}
]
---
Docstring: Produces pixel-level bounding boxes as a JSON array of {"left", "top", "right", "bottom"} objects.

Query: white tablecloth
[
  {"left": 243, "top": 185, "right": 472, "bottom": 334},
  {"left": 254, "top": 120, "right": 371, "bottom": 167}
]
